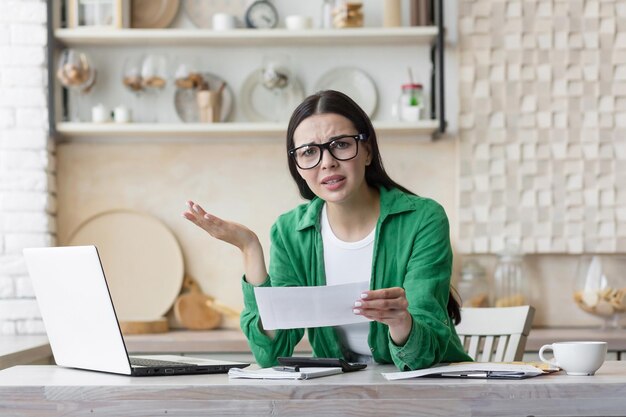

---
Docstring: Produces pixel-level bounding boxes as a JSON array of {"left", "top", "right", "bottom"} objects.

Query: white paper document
[
  {"left": 229, "top": 367, "right": 343, "bottom": 380},
  {"left": 382, "top": 363, "right": 545, "bottom": 380},
  {"left": 253, "top": 281, "right": 371, "bottom": 330}
]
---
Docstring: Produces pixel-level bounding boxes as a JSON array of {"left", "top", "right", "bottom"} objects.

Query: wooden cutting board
[
  {"left": 68, "top": 210, "right": 184, "bottom": 323},
  {"left": 174, "top": 293, "right": 222, "bottom": 330},
  {"left": 119, "top": 318, "right": 169, "bottom": 335},
  {"left": 173, "top": 276, "right": 221, "bottom": 330},
  {"left": 131, "top": 0, "right": 180, "bottom": 28}
]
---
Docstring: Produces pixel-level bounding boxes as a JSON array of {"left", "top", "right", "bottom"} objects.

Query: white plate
[
  {"left": 183, "top": 0, "right": 249, "bottom": 28},
  {"left": 240, "top": 68, "right": 305, "bottom": 122},
  {"left": 174, "top": 72, "right": 234, "bottom": 123},
  {"left": 313, "top": 67, "right": 378, "bottom": 117}
]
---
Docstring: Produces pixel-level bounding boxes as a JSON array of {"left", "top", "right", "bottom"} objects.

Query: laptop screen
[{"left": 24, "top": 246, "right": 135, "bottom": 375}]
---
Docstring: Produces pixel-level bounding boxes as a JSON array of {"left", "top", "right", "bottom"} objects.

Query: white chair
[{"left": 455, "top": 305, "right": 535, "bottom": 362}]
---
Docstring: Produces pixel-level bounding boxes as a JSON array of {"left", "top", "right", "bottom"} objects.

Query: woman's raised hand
[
  {"left": 183, "top": 200, "right": 268, "bottom": 287},
  {"left": 182, "top": 200, "right": 257, "bottom": 251}
]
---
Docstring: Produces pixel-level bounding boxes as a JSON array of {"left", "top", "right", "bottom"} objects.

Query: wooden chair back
[{"left": 455, "top": 305, "right": 535, "bottom": 362}]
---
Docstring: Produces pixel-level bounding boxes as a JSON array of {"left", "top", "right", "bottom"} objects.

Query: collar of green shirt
[{"left": 295, "top": 186, "right": 417, "bottom": 231}]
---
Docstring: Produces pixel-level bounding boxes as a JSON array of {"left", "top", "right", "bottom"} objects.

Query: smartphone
[{"left": 277, "top": 357, "right": 367, "bottom": 372}]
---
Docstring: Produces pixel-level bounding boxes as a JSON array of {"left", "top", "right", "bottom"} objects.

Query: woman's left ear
[{"left": 365, "top": 146, "right": 372, "bottom": 166}]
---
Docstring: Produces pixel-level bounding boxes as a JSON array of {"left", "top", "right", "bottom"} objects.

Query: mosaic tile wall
[{"left": 457, "top": 0, "right": 626, "bottom": 254}]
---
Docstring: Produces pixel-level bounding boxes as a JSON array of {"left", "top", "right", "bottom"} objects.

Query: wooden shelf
[
  {"left": 51, "top": 24, "right": 445, "bottom": 138},
  {"left": 55, "top": 120, "right": 440, "bottom": 140},
  {"left": 54, "top": 27, "right": 438, "bottom": 47}
]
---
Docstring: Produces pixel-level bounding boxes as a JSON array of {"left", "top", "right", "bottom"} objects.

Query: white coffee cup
[
  {"left": 91, "top": 104, "right": 109, "bottom": 123},
  {"left": 539, "top": 341, "right": 607, "bottom": 376},
  {"left": 113, "top": 105, "right": 131, "bottom": 123},
  {"left": 212, "top": 13, "right": 236, "bottom": 31},
  {"left": 285, "top": 15, "right": 312, "bottom": 30}
]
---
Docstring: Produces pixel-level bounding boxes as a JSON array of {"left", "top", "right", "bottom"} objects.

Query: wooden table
[{"left": 1, "top": 361, "right": 626, "bottom": 416}]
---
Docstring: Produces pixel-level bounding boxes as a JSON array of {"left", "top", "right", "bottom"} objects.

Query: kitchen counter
[
  {"left": 525, "top": 327, "right": 626, "bottom": 351},
  {"left": 2, "top": 361, "right": 626, "bottom": 416},
  {"left": 124, "top": 328, "right": 312, "bottom": 353},
  {"left": 3, "top": 327, "right": 625, "bottom": 370},
  {"left": 123, "top": 327, "right": 626, "bottom": 354},
  {"left": 0, "top": 335, "right": 51, "bottom": 370}
]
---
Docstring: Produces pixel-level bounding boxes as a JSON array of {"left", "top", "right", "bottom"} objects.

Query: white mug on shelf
[
  {"left": 391, "top": 103, "right": 423, "bottom": 122},
  {"left": 212, "top": 13, "right": 236, "bottom": 31},
  {"left": 539, "top": 341, "right": 607, "bottom": 376},
  {"left": 91, "top": 104, "right": 109, "bottom": 123},
  {"left": 113, "top": 105, "right": 131, "bottom": 123},
  {"left": 285, "top": 15, "right": 313, "bottom": 30}
]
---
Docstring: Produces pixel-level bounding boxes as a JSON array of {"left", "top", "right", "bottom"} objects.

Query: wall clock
[{"left": 244, "top": 0, "right": 278, "bottom": 29}]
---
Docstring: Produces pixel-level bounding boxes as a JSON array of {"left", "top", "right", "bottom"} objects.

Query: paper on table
[
  {"left": 382, "top": 363, "right": 545, "bottom": 380},
  {"left": 229, "top": 367, "right": 343, "bottom": 380},
  {"left": 253, "top": 281, "right": 371, "bottom": 330}
]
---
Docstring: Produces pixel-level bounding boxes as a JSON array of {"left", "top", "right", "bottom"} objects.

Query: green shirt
[{"left": 240, "top": 186, "right": 471, "bottom": 370}]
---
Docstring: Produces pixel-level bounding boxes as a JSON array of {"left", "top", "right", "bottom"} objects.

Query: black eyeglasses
[{"left": 288, "top": 133, "right": 368, "bottom": 170}]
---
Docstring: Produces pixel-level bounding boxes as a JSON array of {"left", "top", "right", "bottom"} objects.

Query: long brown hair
[{"left": 286, "top": 90, "right": 461, "bottom": 324}]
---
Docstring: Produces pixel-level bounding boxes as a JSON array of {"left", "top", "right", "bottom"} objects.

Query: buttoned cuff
[{"left": 388, "top": 318, "right": 422, "bottom": 370}]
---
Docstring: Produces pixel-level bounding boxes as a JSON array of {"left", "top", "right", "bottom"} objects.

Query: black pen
[{"left": 272, "top": 365, "right": 300, "bottom": 372}]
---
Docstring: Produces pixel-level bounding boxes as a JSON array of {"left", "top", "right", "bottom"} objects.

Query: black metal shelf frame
[{"left": 430, "top": 0, "right": 446, "bottom": 136}]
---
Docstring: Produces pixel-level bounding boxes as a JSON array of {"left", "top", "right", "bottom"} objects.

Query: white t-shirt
[{"left": 321, "top": 203, "right": 375, "bottom": 356}]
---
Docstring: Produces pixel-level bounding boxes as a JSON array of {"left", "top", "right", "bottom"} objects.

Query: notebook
[
  {"left": 228, "top": 367, "right": 343, "bottom": 380},
  {"left": 382, "top": 362, "right": 551, "bottom": 381},
  {"left": 23, "top": 245, "right": 250, "bottom": 376}
]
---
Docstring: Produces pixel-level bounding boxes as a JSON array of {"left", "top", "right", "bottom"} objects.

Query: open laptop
[{"left": 23, "top": 245, "right": 250, "bottom": 376}]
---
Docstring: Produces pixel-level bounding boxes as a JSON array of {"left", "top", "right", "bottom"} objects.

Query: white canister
[
  {"left": 113, "top": 105, "right": 131, "bottom": 123},
  {"left": 91, "top": 104, "right": 109, "bottom": 123},
  {"left": 212, "top": 13, "right": 236, "bottom": 31},
  {"left": 285, "top": 15, "right": 313, "bottom": 30}
]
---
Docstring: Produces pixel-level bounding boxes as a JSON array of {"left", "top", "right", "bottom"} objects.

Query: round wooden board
[
  {"left": 68, "top": 210, "right": 184, "bottom": 321},
  {"left": 131, "top": 0, "right": 180, "bottom": 29}
]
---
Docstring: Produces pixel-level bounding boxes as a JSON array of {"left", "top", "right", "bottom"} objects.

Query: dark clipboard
[{"left": 277, "top": 357, "right": 367, "bottom": 372}]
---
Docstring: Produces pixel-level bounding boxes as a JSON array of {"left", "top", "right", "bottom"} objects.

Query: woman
[{"left": 183, "top": 90, "right": 471, "bottom": 371}]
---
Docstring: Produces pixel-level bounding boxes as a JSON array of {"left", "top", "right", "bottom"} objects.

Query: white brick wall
[{"left": 0, "top": 0, "right": 53, "bottom": 335}]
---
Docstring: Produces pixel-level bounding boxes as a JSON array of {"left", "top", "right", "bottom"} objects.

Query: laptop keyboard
[{"left": 130, "top": 357, "right": 191, "bottom": 367}]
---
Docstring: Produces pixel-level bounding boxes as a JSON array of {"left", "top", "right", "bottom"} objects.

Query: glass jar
[
  {"left": 321, "top": 0, "right": 334, "bottom": 29},
  {"left": 573, "top": 255, "right": 626, "bottom": 329},
  {"left": 398, "top": 83, "right": 423, "bottom": 121},
  {"left": 493, "top": 246, "right": 529, "bottom": 307},
  {"left": 332, "top": 1, "right": 363, "bottom": 28},
  {"left": 400, "top": 83, "right": 423, "bottom": 107},
  {"left": 457, "top": 258, "right": 490, "bottom": 308},
  {"left": 77, "top": 0, "right": 114, "bottom": 27}
]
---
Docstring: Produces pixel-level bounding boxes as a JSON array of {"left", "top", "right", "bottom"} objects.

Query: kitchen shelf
[
  {"left": 56, "top": 120, "right": 440, "bottom": 140},
  {"left": 49, "top": 1, "right": 447, "bottom": 138},
  {"left": 54, "top": 27, "right": 438, "bottom": 47}
]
